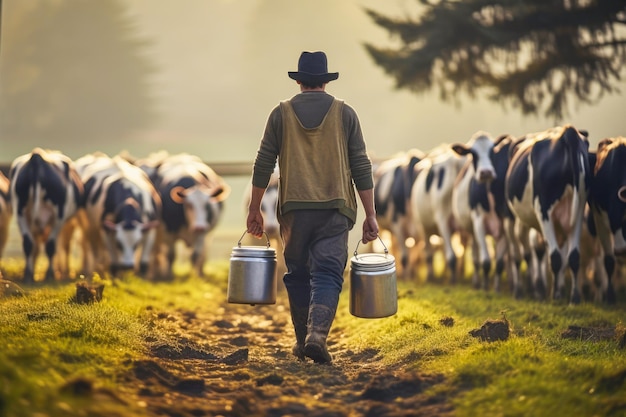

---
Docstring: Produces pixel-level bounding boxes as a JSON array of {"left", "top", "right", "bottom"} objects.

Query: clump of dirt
[
  {"left": 71, "top": 282, "right": 104, "bottom": 304},
  {"left": 439, "top": 316, "right": 455, "bottom": 327},
  {"left": 561, "top": 325, "right": 626, "bottom": 348},
  {"left": 469, "top": 318, "right": 510, "bottom": 342},
  {"left": 111, "top": 293, "right": 453, "bottom": 417}
]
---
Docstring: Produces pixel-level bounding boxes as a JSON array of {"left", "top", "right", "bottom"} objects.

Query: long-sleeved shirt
[{"left": 252, "top": 91, "right": 373, "bottom": 194}]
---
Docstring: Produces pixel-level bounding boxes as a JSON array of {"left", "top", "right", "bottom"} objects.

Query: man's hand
[
  {"left": 246, "top": 209, "right": 265, "bottom": 239},
  {"left": 362, "top": 215, "right": 379, "bottom": 244}
]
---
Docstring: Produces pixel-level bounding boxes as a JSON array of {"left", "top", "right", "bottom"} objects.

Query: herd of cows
[
  {"left": 374, "top": 124, "right": 625, "bottom": 305},
  {"left": 0, "top": 123, "right": 624, "bottom": 306},
  {"left": 0, "top": 149, "right": 231, "bottom": 284}
]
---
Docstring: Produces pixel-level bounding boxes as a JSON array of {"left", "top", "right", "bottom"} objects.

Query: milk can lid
[
  {"left": 231, "top": 246, "right": 276, "bottom": 258},
  {"left": 350, "top": 253, "right": 395, "bottom": 270}
]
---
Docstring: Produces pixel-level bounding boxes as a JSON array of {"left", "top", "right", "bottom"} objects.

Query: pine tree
[{"left": 364, "top": 0, "right": 626, "bottom": 120}]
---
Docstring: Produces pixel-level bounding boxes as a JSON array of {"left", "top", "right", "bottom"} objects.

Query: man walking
[{"left": 247, "top": 51, "right": 379, "bottom": 364}]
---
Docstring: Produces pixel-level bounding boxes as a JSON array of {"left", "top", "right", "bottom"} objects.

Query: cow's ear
[
  {"left": 597, "top": 138, "right": 614, "bottom": 153},
  {"left": 211, "top": 184, "right": 231, "bottom": 203},
  {"left": 451, "top": 144, "right": 470, "bottom": 156},
  {"left": 170, "top": 186, "right": 186, "bottom": 204},
  {"left": 103, "top": 219, "right": 116, "bottom": 231}
]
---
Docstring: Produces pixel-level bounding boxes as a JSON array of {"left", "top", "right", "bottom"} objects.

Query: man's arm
[
  {"left": 246, "top": 185, "right": 267, "bottom": 238},
  {"left": 358, "top": 188, "right": 379, "bottom": 244}
]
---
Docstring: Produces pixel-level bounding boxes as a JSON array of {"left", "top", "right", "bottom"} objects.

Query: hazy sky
[
  {"left": 121, "top": 0, "right": 626, "bottom": 163},
  {"left": 2, "top": 0, "right": 625, "bottom": 163}
]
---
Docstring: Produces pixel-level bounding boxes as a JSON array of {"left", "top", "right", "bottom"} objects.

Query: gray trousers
[{"left": 278, "top": 209, "right": 351, "bottom": 311}]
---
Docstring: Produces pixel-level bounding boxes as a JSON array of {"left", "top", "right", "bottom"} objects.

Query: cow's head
[
  {"left": 452, "top": 132, "right": 496, "bottom": 183},
  {"left": 103, "top": 215, "right": 159, "bottom": 270},
  {"left": 170, "top": 182, "right": 230, "bottom": 233}
]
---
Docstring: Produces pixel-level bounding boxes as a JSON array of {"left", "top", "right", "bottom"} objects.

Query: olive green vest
[{"left": 278, "top": 98, "right": 358, "bottom": 222}]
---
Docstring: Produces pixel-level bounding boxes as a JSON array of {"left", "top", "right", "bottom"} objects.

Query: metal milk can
[
  {"left": 349, "top": 237, "right": 397, "bottom": 318},
  {"left": 227, "top": 231, "right": 277, "bottom": 305}
]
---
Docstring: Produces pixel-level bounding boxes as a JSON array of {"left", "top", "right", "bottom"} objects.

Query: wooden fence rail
[{"left": 0, "top": 161, "right": 255, "bottom": 178}]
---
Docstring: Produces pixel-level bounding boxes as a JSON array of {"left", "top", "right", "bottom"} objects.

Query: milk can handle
[
  {"left": 353, "top": 235, "right": 388, "bottom": 258},
  {"left": 238, "top": 230, "right": 271, "bottom": 248}
]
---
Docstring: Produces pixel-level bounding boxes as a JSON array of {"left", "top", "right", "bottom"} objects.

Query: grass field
[{"left": 1, "top": 253, "right": 625, "bottom": 417}]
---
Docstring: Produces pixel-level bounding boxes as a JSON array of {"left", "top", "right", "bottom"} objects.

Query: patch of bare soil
[
  {"left": 561, "top": 325, "right": 626, "bottom": 347},
  {"left": 469, "top": 318, "right": 510, "bottom": 342},
  {"left": 116, "top": 291, "right": 453, "bottom": 417}
]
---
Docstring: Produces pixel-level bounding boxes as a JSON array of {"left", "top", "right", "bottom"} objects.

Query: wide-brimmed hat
[{"left": 288, "top": 51, "right": 339, "bottom": 84}]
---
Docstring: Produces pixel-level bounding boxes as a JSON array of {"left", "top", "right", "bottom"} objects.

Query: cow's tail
[
  {"left": 563, "top": 126, "right": 589, "bottom": 229},
  {"left": 29, "top": 151, "right": 45, "bottom": 225}
]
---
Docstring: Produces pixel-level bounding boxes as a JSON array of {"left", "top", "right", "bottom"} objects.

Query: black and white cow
[
  {"left": 587, "top": 136, "right": 626, "bottom": 304},
  {"left": 410, "top": 133, "right": 497, "bottom": 283},
  {"left": 149, "top": 153, "right": 231, "bottom": 278},
  {"left": 452, "top": 134, "right": 515, "bottom": 291},
  {"left": 0, "top": 171, "right": 12, "bottom": 265},
  {"left": 505, "top": 125, "right": 590, "bottom": 304},
  {"left": 77, "top": 153, "right": 161, "bottom": 277},
  {"left": 9, "top": 148, "right": 83, "bottom": 283},
  {"left": 374, "top": 149, "right": 424, "bottom": 278},
  {"left": 242, "top": 166, "right": 285, "bottom": 276}
]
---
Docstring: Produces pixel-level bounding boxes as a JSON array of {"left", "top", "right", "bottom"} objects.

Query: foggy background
[{"left": 1, "top": 0, "right": 625, "bottom": 258}]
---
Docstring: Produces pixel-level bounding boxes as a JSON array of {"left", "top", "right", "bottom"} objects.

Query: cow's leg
[
  {"left": 592, "top": 212, "right": 617, "bottom": 303},
  {"left": 436, "top": 216, "right": 457, "bottom": 284},
  {"left": 390, "top": 224, "right": 409, "bottom": 279},
  {"left": 539, "top": 220, "right": 567, "bottom": 301},
  {"left": 557, "top": 204, "right": 586, "bottom": 305},
  {"left": 493, "top": 234, "right": 508, "bottom": 293},
  {"left": 511, "top": 219, "right": 534, "bottom": 299},
  {"left": 567, "top": 236, "right": 583, "bottom": 305},
  {"left": 55, "top": 220, "right": 76, "bottom": 279},
  {"left": 529, "top": 229, "right": 548, "bottom": 300},
  {"left": 503, "top": 217, "right": 522, "bottom": 298},
  {"left": 423, "top": 238, "right": 436, "bottom": 283},
  {"left": 104, "top": 232, "right": 120, "bottom": 276},
  {"left": 470, "top": 237, "right": 481, "bottom": 289},
  {"left": 471, "top": 213, "right": 492, "bottom": 290},
  {"left": 44, "top": 237, "right": 57, "bottom": 282},
  {"left": 139, "top": 228, "right": 158, "bottom": 277},
  {"left": 191, "top": 233, "right": 207, "bottom": 277},
  {"left": 81, "top": 226, "right": 98, "bottom": 278},
  {"left": 16, "top": 213, "right": 37, "bottom": 283},
  {"left": 21, "top": 232, "right": 36, "bottom": 284}
]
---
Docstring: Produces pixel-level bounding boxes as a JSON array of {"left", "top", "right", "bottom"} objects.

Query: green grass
[
  {"left": 336, "top": 281, "right": 626, "bottom": 417},
  {"left": 0, "top": 261, "right": 231, "bottom": 417},
  {"left": 1, "top": 261, "right": 625, "bottom": 417}
]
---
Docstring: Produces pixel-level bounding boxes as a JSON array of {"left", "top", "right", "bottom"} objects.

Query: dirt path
[{"left": 119, "top": 291, "right": 453, "bottom": 417}]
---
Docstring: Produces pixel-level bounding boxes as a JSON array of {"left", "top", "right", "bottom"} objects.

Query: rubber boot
[
  {"left": 290, "top": 307, "right": 309, "bottom": 361},
  {"left": 304, "top": 304, "right": 335, "bottom": 364}
]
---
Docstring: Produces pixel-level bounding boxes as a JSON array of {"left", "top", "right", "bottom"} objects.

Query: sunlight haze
[{"left": 3, "top": 0, "right": 624, "bottom": 163}]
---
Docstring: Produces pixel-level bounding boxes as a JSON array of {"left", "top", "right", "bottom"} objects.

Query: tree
[
  {"left": 363, "top": 0, "right": 626, "bottom": 120},
  {"left": 0, "top": 0, "right": 157, "bottom": 147}
]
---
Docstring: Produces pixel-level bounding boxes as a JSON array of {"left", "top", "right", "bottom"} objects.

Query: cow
[
  {"left": 0, "top": 171, "right": 12, "bottom": 266},
  {"left": 148, "top": 152, "right": 231, "bottom": 279},
  {"left": 587, "top": 136, "right": 626, "bottom": 304},
  {"left": 504, "top": 125, "right": 590, "bottom": 304},
  {"left": 410, "top": 132, "right": 497, "bottom": 284},
  {"left": 77, "top": 154, "right": 161, "bottom": 277},
  {"left": 242, "top": 166, "right": 285, "bottom": 277},
  {"left": 452, "top": 134, "right": 515, "bottom": 291},
  {"left": 373, "top": 149, "right": 425, "bottom": 279},
  {"left": 9, "top": 148, "right": 83, "bottom": 283}
]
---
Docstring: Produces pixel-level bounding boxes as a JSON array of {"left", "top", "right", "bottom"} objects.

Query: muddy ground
[{"left": 112, "top": 290, "right": 453, "bottom": 417}]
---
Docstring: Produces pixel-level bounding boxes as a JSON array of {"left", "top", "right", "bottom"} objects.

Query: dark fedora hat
[{"left": 288, "top": 51, "right": 339, "bottom": 84}]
